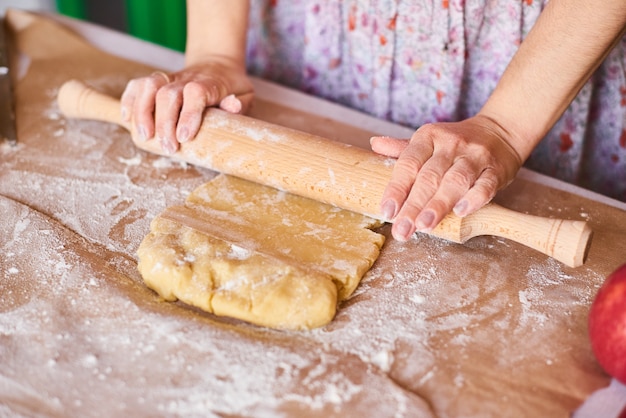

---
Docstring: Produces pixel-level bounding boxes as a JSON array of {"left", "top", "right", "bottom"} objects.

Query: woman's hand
[
  {"left": 120, "top": 57, "right": 254, "bottom": 154},
  {"left": 371, "top": 0, "right": 626, "bottom": 243},
  {"left": 371, "top": 115, "right": 522, "bottom": 241}
]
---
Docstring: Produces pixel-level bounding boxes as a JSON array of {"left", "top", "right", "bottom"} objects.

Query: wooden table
[{"left": 1, "top": 9, "right": 625, "bottom": 418}]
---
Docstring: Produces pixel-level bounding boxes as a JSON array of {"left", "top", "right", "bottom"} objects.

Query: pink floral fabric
[{"left": 245, "top": 0, "right": 626, "bottom": 201}]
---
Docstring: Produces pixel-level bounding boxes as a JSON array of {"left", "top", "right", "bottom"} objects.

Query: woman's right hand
[{"left": 120, "top": 57, "right": 254, "bottom": 154}]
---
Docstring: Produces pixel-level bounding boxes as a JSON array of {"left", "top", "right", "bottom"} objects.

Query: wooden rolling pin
[{"left": 57, "top": 79, "right": 593, "bottom": 267}]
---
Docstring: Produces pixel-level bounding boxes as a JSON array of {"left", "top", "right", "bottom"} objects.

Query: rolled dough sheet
[{"left": 137, "top": 174, "right": 385, "bottom": 330}]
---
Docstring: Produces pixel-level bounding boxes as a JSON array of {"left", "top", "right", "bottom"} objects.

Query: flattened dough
[{"left": 137, "top": 175, "right": 385, "bottom": 330}]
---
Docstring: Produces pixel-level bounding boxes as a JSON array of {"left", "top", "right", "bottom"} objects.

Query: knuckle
[
  {"left": 182, "top": 83, "right": 211, "bottom": 111},
  {"left": 473, "top": 185, "right": 495, "bottom": 202},
  {"left": 415, "top": 123, "right": 441, "bottom": 138},
  {"left": 144, "top": 76, "right": 163, "bottom": 91},
  {"left": 483, "top": 166, "right": 510, "bottom": 189},
  {"left": 473, "top": 147, "right": 493, "bottom": 163},
  {"left": 155, "top": 86, "right": 181, "bottom": 105},
  {"left": 390, "top": 159, "right": 423, "bottom": 189},
  {"left": 393, "top": 156, "right": 420, "bottom": 174},
  {"left": 382, "top": 181, "right": 411, "bottom": 204},
  {"left": 183, "top": 81, "right": 206, "bottom": 97},
  {"left": 482, "top": 172, "right": 500, "bottom": 189},
  {"left": 418, "top": 123, "right": 464, "bottom": 145},
  {"left": 416, "top": 168, "right": 441, "bottom": 190},
  {"left": 472, "top": 176, "right": 499, "bottom": 201},
  {"left": 466, "top": 188, "right": 494, "bottom": 209},
  {"left": 445, "top": 168, "right": 473, "bottom": 189}
]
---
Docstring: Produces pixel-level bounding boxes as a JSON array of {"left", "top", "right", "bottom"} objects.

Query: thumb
[
  {"left": 219, "top": 91, "right": 255, "bottom": 114},
  {"left": 370, "top": 136, "right": 410, "bottom": 158}
]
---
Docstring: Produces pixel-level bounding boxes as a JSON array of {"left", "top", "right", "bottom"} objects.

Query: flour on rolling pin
[{"left": 57, "top": 79, "right": 593, "bottom": 267}]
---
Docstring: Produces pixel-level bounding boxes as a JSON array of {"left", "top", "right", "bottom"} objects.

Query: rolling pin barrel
[
  {"left": 58, "top": 79, "right": 391, "bottom": 217},
  {"left": 57, "top": 79, "right": 593, "bottom": 267}
]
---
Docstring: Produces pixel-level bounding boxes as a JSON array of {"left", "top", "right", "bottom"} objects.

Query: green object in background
[
  {"left": 55, "top": 0, "right": 186, "bottom": 52},
  {"left": 55, "top": 0, "right": 87, "bottom": 19},
  {"left": 126, "top": 0, "right": 187, "bottom": 52}
]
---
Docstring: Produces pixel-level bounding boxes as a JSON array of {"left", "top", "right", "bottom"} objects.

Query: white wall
[{"left": 0, "top": 0, "right": 55, "bottom": 16}]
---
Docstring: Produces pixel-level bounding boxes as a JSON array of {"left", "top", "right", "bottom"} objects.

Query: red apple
[{"left": 589, "top": 263, "right": 626, "bottom": 384}]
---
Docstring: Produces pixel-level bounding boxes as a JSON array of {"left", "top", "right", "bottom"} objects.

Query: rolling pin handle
[
  {"left": 57, "top": 79, "right": 130, "bottom": 131},
  {"left": 452, "top": 203, "right": 593, "bottom": 268}
]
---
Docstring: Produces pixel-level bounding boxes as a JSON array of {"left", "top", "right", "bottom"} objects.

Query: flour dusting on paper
[{"left": 0, "top": 35, "right": 611, "bottom": 417}]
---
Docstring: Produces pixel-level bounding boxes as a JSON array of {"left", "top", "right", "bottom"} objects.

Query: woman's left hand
[{"left": 371, "top": 115, "right": 523, "bottom": 241}]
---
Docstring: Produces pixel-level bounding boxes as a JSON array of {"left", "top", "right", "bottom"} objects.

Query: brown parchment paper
[{"left": 1, "top": 9, "right": 625, "bottom": 418}]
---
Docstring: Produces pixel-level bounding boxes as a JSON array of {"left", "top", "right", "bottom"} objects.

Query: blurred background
[{"left": 0, "top": 0, "right": 187, "bottom": 51}]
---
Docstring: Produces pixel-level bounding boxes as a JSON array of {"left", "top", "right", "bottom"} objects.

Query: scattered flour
[{"left": 0, "top": 67, "right": 610, "bottom": 418}]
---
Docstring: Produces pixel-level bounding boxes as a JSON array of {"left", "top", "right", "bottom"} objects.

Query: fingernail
[
  {"left": 121, "top": 107, "right": 128, "bottom": 121},
  {"left": 370, "top": 136, "right": 391, "bottom": 145},
  {"left": 453, "top": 199, "right": 468, "bottom": 217},
  {"left": 177, "top": 127, "right": 190, "bottom": 143},
  {"left": 416, "top": 210, "right": 435, "bottom": 232},
  {"left": 381, "top": 199, "right": 397, "bottom": 220},
  {"left": 160, "top": 137, "right": 177, "bottom": 154},
  {"left": 137, "top": 125, "right": 148, "bottom": 142},
  {"left": 394, "top": 218, "right": 414, "bottom": 241}
]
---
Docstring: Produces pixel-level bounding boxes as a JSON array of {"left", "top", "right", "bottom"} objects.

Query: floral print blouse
[{"left": 245, "top": 0, "right": 626, "bottom": 202}]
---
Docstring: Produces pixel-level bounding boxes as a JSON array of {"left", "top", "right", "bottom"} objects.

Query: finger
[
  {"left": 390, "top": 150, "right": 453, "bottom": 239},
  {"left": 151, "top": 71, "right": 171, "bottom": 84},
  {"left": 177, "top": 81, "right": 209, "bottom": 143},
  {"left": 202, "top": 82, "right": 223, "bottom": 108},
  {"left": 219, "top": 90, "right": 255, "bottom": 114},
  {"left": 154, "top": 83, "right": 184, "bottom": 154},
  {"left": 379, "top": 138, "right": 433, "bottom": 221},
  {"left": 120, "top": 80, "right": 138, "bottom": 122},
  {"left": 132, "top": 75, "right": 168, "bottom": 142},
  {"left": 219, "top": 94, "right": 242, "bottom": 114},
  {"left": 370, "top": 136, "right": 410, "bottom": 158},
  {"left": 453, "top": 169, "right": 499, "bottom": 217},
  {"left": 175, "top": 81, "right": 229, "bottom": 146},
  {"left": 413, "top": 158, "right": 479, "bottom": 232}
]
